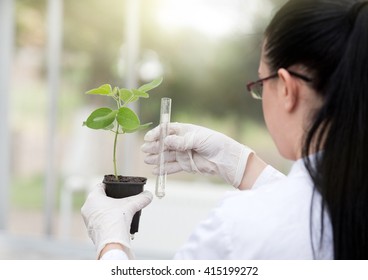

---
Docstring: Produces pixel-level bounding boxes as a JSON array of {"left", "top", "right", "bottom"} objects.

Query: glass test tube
[{"left": 155, "top": 97, "right": 172, "bottom": 198}]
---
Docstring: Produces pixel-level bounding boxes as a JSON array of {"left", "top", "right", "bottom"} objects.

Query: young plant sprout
[{"left": 83, "top": 77, "right": 163, "bottom": 180}]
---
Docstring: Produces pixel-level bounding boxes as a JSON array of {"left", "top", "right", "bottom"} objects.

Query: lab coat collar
[{"left": 289, "top": 152, "right": 322, "bottom": 177}]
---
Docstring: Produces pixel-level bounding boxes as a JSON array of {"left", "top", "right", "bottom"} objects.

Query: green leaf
[
  {"left": 85, "top": 108, "right": 117, "bottom": 129},
  {"left": 138, "top": 77, "right": 163, "bottom": 92},
  {"left": 119, "top": 89, "right": 139, "bottom": 103},
  {"left": 103, "top": 123, "right": 115, "bottom": 131},
  {"left": 132, "top": 89, "right": 149, "bottom": 98},
  {"left": 85, "top": 84, "right": 113, "bottom": 95},
  {"left": 124, "top": 122, "right": 152, "bottom": 133},
  {"left": 116, "top": 107, "right": 140, "bottom": 131},
  {"left": 112, "top": 86, "right": 119, "bottom": 96}
]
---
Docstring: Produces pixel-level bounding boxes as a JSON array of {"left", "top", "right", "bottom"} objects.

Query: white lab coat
[{"left": 102, "top": 158, "right": 333, "bottom": 260}]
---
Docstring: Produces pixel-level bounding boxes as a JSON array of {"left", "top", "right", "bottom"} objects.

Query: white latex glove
[
  {"left": 81, "top": 183, "right": 153, "bottom": 259},
  {"left": 141, "top": 123, "right": 253, "bottom": 188}
]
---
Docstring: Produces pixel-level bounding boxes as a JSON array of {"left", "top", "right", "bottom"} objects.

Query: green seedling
[{"left": 83, "top": 77, "right": 163, "bottom": 180}]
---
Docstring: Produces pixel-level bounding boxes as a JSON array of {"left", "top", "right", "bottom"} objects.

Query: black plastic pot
[{"left": 103, "top": 175, "right": 147, "bottom": 234}]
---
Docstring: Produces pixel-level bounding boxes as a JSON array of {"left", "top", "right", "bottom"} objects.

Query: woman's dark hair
[{"left": 264, "top": 0, "right": 368, "bottom": 259}]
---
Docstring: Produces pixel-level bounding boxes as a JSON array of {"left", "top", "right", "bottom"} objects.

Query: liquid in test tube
[{"left": 155, "top": 97, "right": 172, "bottom": 198}]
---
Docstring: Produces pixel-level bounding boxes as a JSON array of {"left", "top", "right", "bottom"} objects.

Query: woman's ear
[{"left": 277, "top": 68, "right": 298, "bottom": 112}]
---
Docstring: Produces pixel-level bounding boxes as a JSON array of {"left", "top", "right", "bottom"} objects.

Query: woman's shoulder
[
  {"left": 215, "top": 164, "right": 318, "bottom": 259},
  {"left": 220, "top": 173, "right": 314, "bottom": 227},
  {"left": 222, "top": 161, "right": 315, "bottom": 214}
]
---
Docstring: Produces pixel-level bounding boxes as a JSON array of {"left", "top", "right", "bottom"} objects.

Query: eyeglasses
[{"left": 246, "top": 70, "right": 312, "bottom": 100}]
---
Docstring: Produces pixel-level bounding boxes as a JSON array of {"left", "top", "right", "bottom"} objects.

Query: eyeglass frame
[{"left": 246, "top": 70, "right": 313, "bottom": 100}]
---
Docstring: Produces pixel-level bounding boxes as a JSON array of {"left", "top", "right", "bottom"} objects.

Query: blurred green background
[{"left": 8, "top": 0, "right": 291, "bottom": 241}]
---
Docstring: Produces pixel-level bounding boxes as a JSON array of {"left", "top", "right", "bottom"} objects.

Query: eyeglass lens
[{"left": 250, "top": 82, "right": 263, "bottom": 100}]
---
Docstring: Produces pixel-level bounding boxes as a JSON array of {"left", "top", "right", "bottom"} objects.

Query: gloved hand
[
  {"left": 81, "top": 183, "right": 153, "bottom": 259},
  {"left": 141, "top": 123, "right": 253, "bottom": 188}
]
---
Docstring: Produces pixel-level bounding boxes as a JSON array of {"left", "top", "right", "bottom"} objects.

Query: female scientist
[{"left": 81, "top": 0, "right": 368, "bottom": 260}]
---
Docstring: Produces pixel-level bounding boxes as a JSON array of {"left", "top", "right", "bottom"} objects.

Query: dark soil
[{"left": 104, "top": 174, "right": 147, "bottom": 183}]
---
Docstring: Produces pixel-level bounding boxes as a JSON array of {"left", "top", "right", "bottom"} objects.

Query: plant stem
[
  {"left": 112, "top": 91, "right": 134, "bottom": 180},
  {"left": 113, "top": 124, "right": 119, "bottom": 180},
  {"left": 112, "top": 94, "right": 122, "bottom": 181}
]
